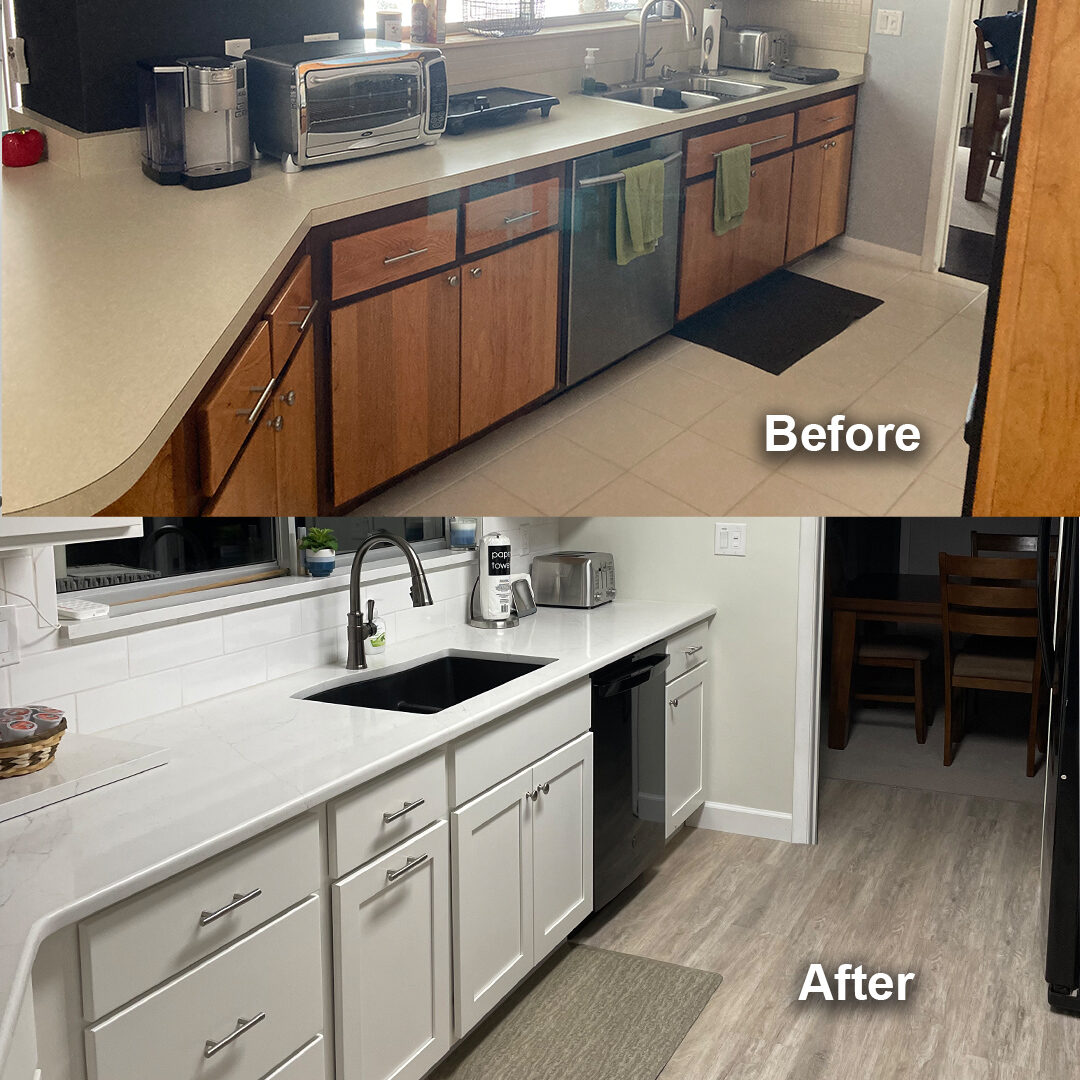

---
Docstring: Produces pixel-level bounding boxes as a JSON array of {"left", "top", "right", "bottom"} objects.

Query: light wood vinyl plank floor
[{"left": 571, "top": 779, "right": 1077, "bottom": 1078}]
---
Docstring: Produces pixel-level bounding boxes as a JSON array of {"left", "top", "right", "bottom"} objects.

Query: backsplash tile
[
  {"left": 222, "top": 604, "right": 304, "bottom": 654},
  {"left": 76, "top": 671, "right": 183, "bottom": 735},
  {"left": 266, "top": 629, "right": 344, "bottom": 681},
  {"left": 181, "top": 646, "right": 269, "bottom": 707},
  {"left": 9, "top": 638, "right": 129, "bottom": 703},
  {"left": 127, "top": 619, "right": 225, "bottom": 677}
]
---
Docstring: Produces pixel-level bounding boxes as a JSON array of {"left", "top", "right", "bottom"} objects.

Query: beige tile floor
[{"left": 354, "top": 247, "right": 989, "bottom": 517}]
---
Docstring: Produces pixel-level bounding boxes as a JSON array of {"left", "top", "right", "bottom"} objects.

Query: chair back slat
[
  {"left": 946, "top": 582, "right": 1037, "bottom": 610},
  {"left": 970, "top": 531, "right": 1039, "bottom": 557},
  {"left": 946, "top": 612, "right": 1038, "bottom": 638},
  {"left": 949, "top": 555, "right": 1037, "bottom": 580},
  {"left": 938, "top": 553, "right": 1040, "bottom": 643}
]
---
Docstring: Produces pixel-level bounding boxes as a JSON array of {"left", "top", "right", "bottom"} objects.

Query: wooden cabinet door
[
  {"left": 732, "top": 153, "right": 794, "bottom": 292},
  {"left": 676, "top": 179, "right": 738, "bottom": 320},
  {"left": 274, "top": 330, "right": 318, "bottom": 514},
  {"left": 451, "top": 768, "right": 534, "bottom": 1037},
  {"left": 665, "top": 664, "right": 706, "bottom": 838},
  {"left": 531, "top": 734, "right": 593, "bottom": 963},
  {"left": 786, "top": 140, "right": 827, "bottom": 262},
  {"left": 332, "top": 821, "right": 451, "bottom": 1080},
  {"left": 205, "top": 413, "right": 278, "bottom": 515},
  {"left": 460, "top": 231, "right": 558, "bottom": 439},
  {"left": 817, "top": 129, "right": 854, "bottom": 247},
  {"left": 331, "top": 271, "right": 460, "bottom": 506}
]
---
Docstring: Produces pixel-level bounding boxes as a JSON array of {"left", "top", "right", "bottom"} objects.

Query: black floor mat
[
  {"left": 941, "top": 225, "right": 995, "bottom": 286},
  {"left": 671, "top": 268, "right": 883, "bottom": 375}
]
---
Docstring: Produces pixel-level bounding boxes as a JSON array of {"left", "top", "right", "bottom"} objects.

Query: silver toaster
[
  {"left": 531, "top": 552, "right": 616, "bottom": 609},
  {"left": 718, "top": 26, "right": 791, "bottom": 71}
]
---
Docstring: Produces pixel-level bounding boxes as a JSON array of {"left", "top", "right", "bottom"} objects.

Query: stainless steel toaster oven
[
  {"left": 245, "top": 39, "right": 448, "bottom": 172},
  {"left": 531, "top": 552, "right": 617, "bottom": 609}
]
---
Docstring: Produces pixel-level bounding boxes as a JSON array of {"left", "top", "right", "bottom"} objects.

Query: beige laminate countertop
[{"left": 1, "top": 71, "right": 864, "bottom": 514}]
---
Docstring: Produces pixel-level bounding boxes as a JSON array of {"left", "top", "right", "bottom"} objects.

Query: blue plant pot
[{"left": 305, "top": 550, "right": 336, "bottom": 578}]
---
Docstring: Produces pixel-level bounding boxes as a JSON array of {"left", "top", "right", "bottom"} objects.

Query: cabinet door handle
[
  {"left": 286, "top": 301, "right": 318, "bottom": 334},
  {"left": 383, "top": 247, "right": 428, "bottom": 265},
  {"left": 386, "top": 853, "right": 429, "bottom": 882},
  {"left": 684, "top": 645, "right": 703, "bottom": 656},
  {"left": 470, "top": 267, "right": 483, "bottom": 278},
  {"left": 504, "top": 209, "right": 541, "bottom": 225},
  {"left": 750, "top": 169, "right": 757, "bottom": 178},
  {"left": 204, "top": 1013, "right": 266, "bottom": 1058},
  {"left": 280, "top": 389, "right": 296, "bottom": 406},
  {"left": 526, "top": 788, "right": 539, "bottom": 801},
  {"left": 447, "top": 273, "right": 459, "bottom": 286},
  {"left": 669, "top": 697, "right": 679, "bottom": 709},
  {"left": 269, "top": 414, "right": 284, "bottom": 432},
  {"left": 540, "top": 782, "right": 550, "bottom": 795},
  {"left": 383, "top": 797, "right": 425, "bottom": 823},
  {"left": 236, "top": 379, "right": 276, "bottom": 423},
  {"left": 199, "top": 888, "right": 263, "bottom": 926}
]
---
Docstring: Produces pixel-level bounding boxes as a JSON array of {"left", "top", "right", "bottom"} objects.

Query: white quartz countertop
[
  {"left": 0, "top": 599, "right": 714, "bottom": 1066},
  {"left": 1, "top": 71, "right": 863, "bottom": 513}
]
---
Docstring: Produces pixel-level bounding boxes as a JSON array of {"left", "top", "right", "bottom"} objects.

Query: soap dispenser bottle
[
  {"left": 582, "top": 48, "right": 599, "bottom": 94},
  {"left": 366, "top": 599, "right": 387, "bottom": 654}
]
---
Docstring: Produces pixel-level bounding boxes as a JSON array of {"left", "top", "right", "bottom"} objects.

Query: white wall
[
  {"left": 559, "top": 517, "right": 806, "bottom": 818},
  {"left": 722, "top": 0, "right": 872, "bottom": 71}
]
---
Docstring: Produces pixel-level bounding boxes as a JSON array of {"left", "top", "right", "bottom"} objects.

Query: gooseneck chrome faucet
[
  {"left": 346, "top": 531, "right": 433, "bottom": 670},
  {"left": 633, "top": 0, "right": 698, "bottom": 83}
]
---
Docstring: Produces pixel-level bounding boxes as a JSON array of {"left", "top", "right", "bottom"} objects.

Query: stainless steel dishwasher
[{"left": 565, "top": 133, "right": 683, "bottom": 387}]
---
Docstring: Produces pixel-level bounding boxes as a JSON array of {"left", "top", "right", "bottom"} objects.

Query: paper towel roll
[{"left": 700, "top": 6, "right": 725, "bottom": 74}]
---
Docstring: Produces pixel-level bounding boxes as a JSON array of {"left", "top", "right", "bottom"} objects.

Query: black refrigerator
[{"left": 1042, "top": 517, "right": 1079, "bottom": 1012}]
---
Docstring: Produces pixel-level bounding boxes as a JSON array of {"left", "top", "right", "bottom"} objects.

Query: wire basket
[{"left": 463, "top": 0, "right": 545, "bottom": 38}]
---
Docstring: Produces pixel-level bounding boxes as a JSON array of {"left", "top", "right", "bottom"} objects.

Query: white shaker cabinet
[
  {"left": 452, "top": 732, "right": 593, "bottom": 1037},
  {"left": 665, "top": 663, "right": 707, "bottom": 838},
  {"left": 333, "top": 820, "right": 451, "bottom": 1080}
]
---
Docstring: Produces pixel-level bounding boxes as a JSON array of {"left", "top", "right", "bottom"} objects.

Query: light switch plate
[
  {"left": 875, "top": 9, "right": 903, "bottom": 36},
  {"left": 0, "top": 605, "right": 20, "bottom": 667},
  {"left": 714, "top": 522, "right": 748, "bottom": 557},
  {"left": 224, "top": 37, "right": 251, "bottom": 58}
]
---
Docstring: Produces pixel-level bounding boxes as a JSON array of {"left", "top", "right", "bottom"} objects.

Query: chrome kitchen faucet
[{"left": 634, "top": 0, "right": 698, "bottom": 83}]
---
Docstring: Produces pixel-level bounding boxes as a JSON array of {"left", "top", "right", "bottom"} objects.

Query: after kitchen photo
[
  {"left": 0, "top": 514, "right": 1076, "bottom": 1079},
  {"left": 0, "top": 1, "right": 1076, "bottom": 517}
]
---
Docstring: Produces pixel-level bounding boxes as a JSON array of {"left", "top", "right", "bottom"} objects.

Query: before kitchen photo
[
  {"left": 0, "top": 1, "right": 1077, "bottom": 517},
  {"left": 0, "top": 514, "right": 1076, "bottom": 1080}
]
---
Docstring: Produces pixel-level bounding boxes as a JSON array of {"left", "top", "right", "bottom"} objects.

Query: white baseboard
[
  {"left": 688, "top": 800, "right": 793, "bottom": 842},
  {"left": 832, "top": 235, "right": 923, "bottom": 270}
]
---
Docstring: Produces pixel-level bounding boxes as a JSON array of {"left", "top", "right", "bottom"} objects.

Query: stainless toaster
[
  {"left": 718, "top": 26, "right": 791, "bottom": 71},
  {"left": 531, "top": 552, "right": 616, "bottom": 609}
]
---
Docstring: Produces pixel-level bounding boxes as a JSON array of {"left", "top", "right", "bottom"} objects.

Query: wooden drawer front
[
  {"left": 198, "top": 320, "right": 274, "bottom": 496},
  {"left": 329, "top": 751, "right": 448, "bottom": 878},
  {"left": 332, "top": 209, "right": 458, "bottom": 300},
  {"left": 666, "top": 620, "right": 710, "bottom": 682},
  {"left": 263, "top": 1036, "right": 328, "bottom": 1080},
  {"left": 451, "top": 680, "right": 591, "bottom": 806},
  {"left": 685, "top": 113, "right": 794, "bottom": 178},
  {"left": 85, "top": 895, "right": 324, "bottom": 1080},
  {"left": 80, "top": 814, "right": 322, "bottom": 1019},
  {"left": 464, "top": 177, "right": 561, "bottom": 254},
  {"left": 796, "top": 94, "right": 856, "bottom": 144},
  {"left": 266, "top": 256, "right": 313, "bottom": 376}
]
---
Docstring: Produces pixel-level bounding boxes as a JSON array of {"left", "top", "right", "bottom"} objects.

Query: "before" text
[{"left": 766, "top": 414, "right": 921, "bottom": 453}]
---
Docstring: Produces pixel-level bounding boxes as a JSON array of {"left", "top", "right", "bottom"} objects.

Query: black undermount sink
[{"left": 300, "top": 652, "right": 554, "bottom": 714}]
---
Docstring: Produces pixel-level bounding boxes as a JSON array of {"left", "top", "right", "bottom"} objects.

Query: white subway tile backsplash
[
  {"left": 128, "top": 618, "right": 225, "bottom": 676},
  {"left": 9, "top": 637, "right": 129, "bottom": 703},
  {"left": 76, "top": 671, "right": 182, "bottom": 735},
  {"left": 181, "top": 647, "right": 268, "bottom": 706},
  {"left": 300, "top": 591, "right": 348, "bottom": 634},
  {"left": 222, "top": 604, "right": 303, "bottom": 653},
  {"left": 266, "top": 629, "right": 343, "bottom": 680},
  {"left": 396, "top": 599, "right": 450, "bottom": 640}
]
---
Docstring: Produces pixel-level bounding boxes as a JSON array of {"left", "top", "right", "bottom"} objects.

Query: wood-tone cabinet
[
  {"left": 665, "top": 664, "right": 707, "bottom": 838},
  {"left": 786, "top": 128, "right": 854, "bottom": 262}
]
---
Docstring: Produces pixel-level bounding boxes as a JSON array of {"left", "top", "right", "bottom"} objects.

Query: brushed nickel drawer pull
[
  {"left": 714, "top": 134, "right": 784, "bottom": 157},
  {"left": 684, "top": 645, "right": 703, "bottom": 656},
  {"left": 383, "top": 247, "right": 428, "bottom": 265},
  {"left": 504, "top": 209, "right": 541, "bottom": 225},
  {"left": 386, "top": 853, "right": 429, "bottom": 882},
  {"left": 821, "top": 115, "right": 841, "bottom": 122},
  {"left": 200, "top": 888, "right": 263, "bottom": 926},
  {"left": 237, "top": 379, "right": 276, "bottom": 423},
  {"left": 286, "top": 299, "right": 319, "bottom": 334},
  {"left": 204, "top": 1013, "right": 266, "bottom": 1058},
  {"left": 383, "top": 797, "right": 425, "bottom": 823}
]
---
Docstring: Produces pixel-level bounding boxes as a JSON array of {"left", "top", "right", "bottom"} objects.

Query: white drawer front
[
  {"left": 86, "top": 895, "right": 324, "bottom": 1080},
  {"left": 80, "top": 813, "right": 322, "bottom": 1019},
  {"left": 666, "top": 621, "right": 710, "bottom": 683},
  {"left": 329, "top": 751, "right": 448, "bottom": 878},
  {"left": 263, "top": 1035, "right": 328, "bottom": 1080},
  {"left": 451, "top": 681, "right": 590, "bottom": 806}
]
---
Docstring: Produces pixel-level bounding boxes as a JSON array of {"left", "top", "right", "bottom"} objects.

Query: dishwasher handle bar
[
  {"left": 577, "top": 150, "right": 682, "bottom": 189},
  {"left": 594, "top": 652, "right": 670, "bottom": 697}
]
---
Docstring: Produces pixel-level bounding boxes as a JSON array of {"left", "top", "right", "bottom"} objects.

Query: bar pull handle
[
  {"left": 684, "top": 645, "right": 703, "bottom": 656},
  {"left": 383, "top": 797, "right": 425, "bottom": 823},
  {"left": 200, "top": 888, "right": 262, "bottom": 926},
  {"left": 386, "top": 853, "right": 429, "bottom": 883},
  {"left": 504, "top": 209, "right": 541, "bottom": 225},
  {"left": 237, "top": 380, "right": 276, "bottom": 423},
  {"left": 204, "top": 1013, "right": 266, "bottom": 1058},
  {"left": 714, "top": 134, "right": 784, "bottom": 157},
  {"left": 577, "top": 150, "right": 682, "bottom": 188},
  {"left": 383, "top": 247, "right": 428, "bottom": 265},
  {"left": 286, "top": 299, "right": 319, "bottom": 334}
]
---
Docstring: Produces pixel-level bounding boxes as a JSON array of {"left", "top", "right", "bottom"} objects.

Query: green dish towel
[
  {"left": 615, "top": 159, "right": 666, "bottom": 266},
  {"left": 714, "top": 143, "right": 751, "bottom": 235}
]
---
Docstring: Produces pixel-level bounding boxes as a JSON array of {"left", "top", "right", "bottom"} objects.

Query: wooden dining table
[{"left": 828, "top": 573, "right": 942, "bottom": 749}]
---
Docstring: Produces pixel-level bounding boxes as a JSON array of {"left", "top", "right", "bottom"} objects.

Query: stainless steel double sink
[{"left": 601, "top": 75, "right": 782, "bottom": 113}]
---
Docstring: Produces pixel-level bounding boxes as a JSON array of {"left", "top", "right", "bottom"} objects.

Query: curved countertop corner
[
  {"left": 0, "top": 72, "right": 864, "bottom": 514},
  {"left": 0, "top": 600, "right": 715, "bottom": 1068}
]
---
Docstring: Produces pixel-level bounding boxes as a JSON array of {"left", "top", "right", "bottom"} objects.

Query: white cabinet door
[
  {"left": 531, "top": 733, "right": 593, "bottom": 962},
  {"left": 666, "top": 664, "right": 707, "bottom": 838},
  {"left": 451, "top": 768, "right": 534, "bottom": 1037},
  {"left": 333, "top": 821, "right": 451, "bottom": 1080}
]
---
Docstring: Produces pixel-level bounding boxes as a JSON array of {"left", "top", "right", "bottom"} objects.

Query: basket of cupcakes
[{"left": 0, "top": 706, "right": 68, "bottom": 778}]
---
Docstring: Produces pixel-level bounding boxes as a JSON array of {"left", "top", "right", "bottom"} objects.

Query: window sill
[
  {"left": 411, "top": 15, "right": 678, "bottom": 49},
  {"left": 63, "top": 549, "right": 475, "bottom": 644}
]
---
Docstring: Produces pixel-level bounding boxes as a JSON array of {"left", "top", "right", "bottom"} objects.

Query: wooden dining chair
[
  {"left": 970, "top": 531, "right": 1038, "bottom": 557},
  {"left": 853, "top": 637, "right": 931, "bottom": 743},
  {"left": 938, "top": 553, "right": 1043, "bottom": 775}
]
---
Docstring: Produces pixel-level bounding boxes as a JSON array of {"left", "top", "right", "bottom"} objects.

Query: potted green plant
[{"left": 298, "top": 526, "right": 339, "bottom": 578}]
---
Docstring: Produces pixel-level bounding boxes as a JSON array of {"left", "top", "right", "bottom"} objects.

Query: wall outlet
[
  {"left": 875, "top": 9, "right": 903, "bottom": 36},
  {"left": 225, "top": 37, "right": 251, "bottom": 58},
  {"left": 304, "top": 32, "right": 341, "bottom": 42},
  {"left": 714, "top": 522, "right": 748, "bottom": 557},
  {"left": 0, "top": 604, "right": 20, "bottom": 667}
]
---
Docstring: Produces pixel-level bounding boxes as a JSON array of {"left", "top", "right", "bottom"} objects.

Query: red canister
[{"left": 2, "top": 127, "right": 45, "bottom": 167}]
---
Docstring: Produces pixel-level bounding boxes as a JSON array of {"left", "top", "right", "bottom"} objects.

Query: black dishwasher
[{"left": 591, "top": 643, "right": 669, "bottom": 910}]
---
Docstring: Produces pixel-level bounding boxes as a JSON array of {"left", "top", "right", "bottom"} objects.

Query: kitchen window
[{"left": 364, "top": 0, "right": 639, "bottom": 34}]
